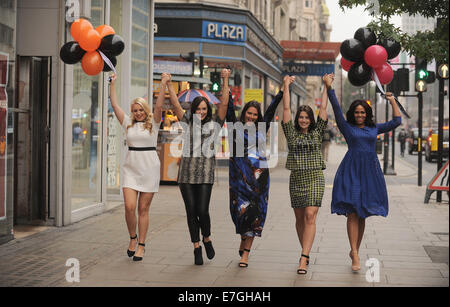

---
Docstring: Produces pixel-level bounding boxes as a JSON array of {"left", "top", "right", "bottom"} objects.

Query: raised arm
[
  {"left": 109, "top": 73, "right": 125, "bottom": 125},
  {"left": 326, "top": 79, "right": 351, "bottom": 139},
  {"left": 226, "top": 90, "right": 237, "bottom": 123},
  {"left": 216, "top": 69, "right": 231, "bottom": 121},
  {"left": 376, "top": 92, "right": 402, "bottom": 134},
  {"left": 153, "top": 73, "right": 170, "bottom": 124},
  {"left": 282, "top": 75, "right": 295, "bottom": 124},
  {"left": 167, "top": 73, "right": 185, "bottom": 121},
  {"left": 319, "top": 73, "right": 334, "bottom": 121}
]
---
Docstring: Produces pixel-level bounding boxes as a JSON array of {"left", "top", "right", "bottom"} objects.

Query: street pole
[
  {"left": 437, "top": 69, "right": 444, "bottom": 202},
  {"left": 418, "top": 92, "right": 423, "bottom": 186},
  {"left": 383, "top": 94, "right": 389, "bottom": 174}
]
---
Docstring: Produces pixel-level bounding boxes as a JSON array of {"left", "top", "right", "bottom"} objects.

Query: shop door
[{"left": 13, "top": 56, "right": 50, "bottom": 224}]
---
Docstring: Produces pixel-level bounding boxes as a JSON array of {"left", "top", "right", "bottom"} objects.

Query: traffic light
[
  {"left": 415, "top": 58, "right": 428, "bottom": 83},
  {"left": 210, "top": 72, "right": 221, "bottom": 92},
  {"left": 416, "top": 79, "right": 427, "bottom": 92}
]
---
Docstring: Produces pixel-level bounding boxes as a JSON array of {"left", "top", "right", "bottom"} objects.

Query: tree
[{"left": 338, "top": 0, "right": 449, "bottom": 63}]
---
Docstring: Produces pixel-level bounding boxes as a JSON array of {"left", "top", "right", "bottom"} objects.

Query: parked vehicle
[
  {"left": 408, "top": 128, "right": 429, "bottom": 155},
  {"left": 425, "top": 127, "right": 449, "bottom": 162}
]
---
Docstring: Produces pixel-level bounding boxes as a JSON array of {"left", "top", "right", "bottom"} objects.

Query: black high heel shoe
[
  {"left": 239, "top": 249, "right": 250, "bottom": 267},
  {"left": 194, "top": 246, "right": 203, "bottom": 265},
  {"left": 297, "top": 254, "right": 309, "bottom": 274},
  {"left": 203, "top": 238, "right": 215, "bottom": 260},
  {"left": 127, "top": 234, "right": 138, "bottom": 257},
  {"left": 132, "top": 243, "right": 145, "bottom": 261},
  {"left": 239, "top": 237, "right": 246, "bottom": 257}
]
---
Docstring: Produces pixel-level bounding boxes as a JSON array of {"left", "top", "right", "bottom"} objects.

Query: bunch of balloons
[
  {"left": 60, "top": 18, "right": 125, "bottom": 76},
  {"left": 340, "top": 27, "right": 401, "bottom": 87}
]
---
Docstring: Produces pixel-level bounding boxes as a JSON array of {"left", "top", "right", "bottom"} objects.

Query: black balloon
[
  {"left": 340, "top": 38, "right": 365, "bottom": 62},
  {"left": 379, "top": 38, "right": 401, "bottom": 59},
  {"left": 60, "top": 41, "right": 85, "bottom": 64},
  {"left": 348, "top": 62, "right": 372, "bottom": 87},
  {"left": 102, "top": 55, "right": 117, "bottom": 72},
  {"left": 354, "top": 27, "right": 377, "bottom": 49},
  {"left": 99, "top": 34, "right": 125, "bottom": 57}
]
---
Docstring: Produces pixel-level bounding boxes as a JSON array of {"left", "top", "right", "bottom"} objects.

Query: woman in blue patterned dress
[
  {"left": 326, "top": 77, "right": 401, "bottom": 271},
  {"left": 226, "top": 77, "right": 291, "bottom": 268}
]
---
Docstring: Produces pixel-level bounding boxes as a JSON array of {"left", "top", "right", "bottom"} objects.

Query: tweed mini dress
[{"left": 281, "top": 117, "right": 327, "bottom": 208}]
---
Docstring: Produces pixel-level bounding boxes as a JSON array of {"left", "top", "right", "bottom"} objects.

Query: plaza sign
[
  {"left": 282, "top": 62, "right": 335, "bottom": 76},
  {"left": 202, "top": 21, "right": 246, "bottom": 42}
]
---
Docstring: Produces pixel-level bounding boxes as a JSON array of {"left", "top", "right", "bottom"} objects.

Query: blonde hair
[{"left": 128, "top": 97, "right": 154, "bottom": 133}]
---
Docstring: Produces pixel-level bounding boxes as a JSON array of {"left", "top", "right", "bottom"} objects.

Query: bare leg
[
  {"left": 357, "top": 218, "right": 366, "bottom": 252},
  {"left": 239, "top": 236, "right": 254, "bottom": 266},
  {"left": 123, "top": 188, "right": 138, "bottom": 252},
  {"left": 294, "top": 208, "right": 306, "bottom": 249},
  {"left": 298, "top": 206, "right": 319, "bottom": 271},
  {"left": 347, "top": 213, "right": 361, "bottom": 271},
  {"left": 135, "top": 192, "right": 154, "bottom": 258}
]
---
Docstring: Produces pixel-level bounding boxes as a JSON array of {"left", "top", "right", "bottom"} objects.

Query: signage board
[
  {"left": 202, "top": 21, "right": 246, "bottom": 42},
  {"left": 244, "top": 89, "right": 263, "bottom": 103},
  {"left": 282, "top": 62, "right": 335, "bottom": 76}
]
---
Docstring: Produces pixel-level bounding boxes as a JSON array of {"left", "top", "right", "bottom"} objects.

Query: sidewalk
[{"left": 0, "top": 143, "right": 448, "bottom": 287}]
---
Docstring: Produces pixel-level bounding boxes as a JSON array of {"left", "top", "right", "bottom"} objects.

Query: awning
[
  {"left": 281, "top": 41, "right": 341, "bottom": 62},
  {"left": 154, "top": 74, "right": 211, "bottom": 84}
]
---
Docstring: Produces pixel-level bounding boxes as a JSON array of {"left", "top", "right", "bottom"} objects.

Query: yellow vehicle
[{"left": 425, "top": 127, "right": 449, "bottom": 162}]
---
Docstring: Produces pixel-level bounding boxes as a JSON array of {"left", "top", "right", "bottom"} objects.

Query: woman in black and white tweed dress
[{"left": 281, "top": 74, "right": 333, "bottom": 275}]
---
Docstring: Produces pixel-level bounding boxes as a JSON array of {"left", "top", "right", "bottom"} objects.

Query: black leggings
[{"left": 179, "top": 183, "right": 213, "bottom": 243}]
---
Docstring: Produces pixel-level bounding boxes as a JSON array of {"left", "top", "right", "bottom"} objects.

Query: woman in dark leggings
[{"left": 167, "top": 70, "right": 230, "bottom": 265}]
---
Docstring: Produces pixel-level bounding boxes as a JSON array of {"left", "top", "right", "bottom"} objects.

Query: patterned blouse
[
  {"left": 281, "top": 116, "right": 328, "bottom": 171},
  {"left": 177, "top": 110, "right": 225, "bottom": 184}
]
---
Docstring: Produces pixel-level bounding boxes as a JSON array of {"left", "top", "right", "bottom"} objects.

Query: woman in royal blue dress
[
  {"left": 325, "top": 76, "right": 401, "bottom": 271},
  {"left": 226, "top": 77, "right": 291, "bottom": 268}
]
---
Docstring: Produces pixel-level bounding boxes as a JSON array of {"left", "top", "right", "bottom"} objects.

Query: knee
[
  {"left": 304, "top": 212, "right": 317, "bottom": 225},
  {"left": 138, "top": 205, "right": 149, "bottom": 217},
  {"left": 125, "top": 204, "right": 136, "bottom": 215}
]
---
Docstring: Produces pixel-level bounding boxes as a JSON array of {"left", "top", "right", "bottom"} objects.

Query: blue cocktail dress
[{"left": 328, "top": 89, "right": 401, "bottom": 218}]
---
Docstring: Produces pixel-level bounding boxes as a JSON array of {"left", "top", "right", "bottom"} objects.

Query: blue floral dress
[
  {"left": 328, "top": 89, "right": 401, "bottom": 218},
  {"left": 226, "top": 91, "right": 283, "bottom": 237}
]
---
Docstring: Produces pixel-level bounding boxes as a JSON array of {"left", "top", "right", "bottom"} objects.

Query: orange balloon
[
  {"left": 79, "top": 29, "right": 101, "bottom": 52},
  {"left": 81, "top": 51, "right": 104, "bottom": 76},
  {"left": 96, "top": 25, "right": 115, "bottom": 38},
  {"left": 71, "top": 19, "right": 93, "bottom": 42}
]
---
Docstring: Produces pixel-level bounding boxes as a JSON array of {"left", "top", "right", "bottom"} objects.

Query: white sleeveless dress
[{"left": 121, "top": 115, "right": 160, "bottom": 192}]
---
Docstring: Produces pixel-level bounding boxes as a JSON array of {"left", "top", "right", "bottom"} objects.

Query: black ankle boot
[
  {"left": 203, "top": 239, "right": 215, "bottom": 260},
  {"left": 194, "top": 246, "right": 203, "bottom": 265}
]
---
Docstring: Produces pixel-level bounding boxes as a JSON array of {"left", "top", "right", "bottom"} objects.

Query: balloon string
[
  {"left": 98, "top": 50, "right": 116, "bottom": 75},
  {"left": 372, "top": 70, "right": 411, "bottom": 119}
]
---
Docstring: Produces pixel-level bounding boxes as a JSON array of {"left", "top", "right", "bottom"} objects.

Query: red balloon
[
  {"left": 96, "top": 25, "right": 115, "bottom": 38},
  {"left": 340, "top": 57, "right": 355, "bottom": 72},
  {"left": 364, "top": 45, "right": 388, "bottom": 68},
  {"left": 81, "top": 51, "right": 104, "bottom": 76},
  {"left": 79, "top": 29, "right": 101, "bottom": 52},
  {"left": 374, "top": 63, "right": 394, "bottom": 85},
  {"left": 71, "top": 19, "right": 93, "bottom": 42}
]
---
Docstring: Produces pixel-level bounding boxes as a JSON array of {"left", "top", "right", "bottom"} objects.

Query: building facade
[{"left": 0, "top": 0, "right": 156, "bottom": 244}]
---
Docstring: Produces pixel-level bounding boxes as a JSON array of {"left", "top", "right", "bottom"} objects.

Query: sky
[{"left": 326, "top": 0, "right": 402, "bottom": 43}]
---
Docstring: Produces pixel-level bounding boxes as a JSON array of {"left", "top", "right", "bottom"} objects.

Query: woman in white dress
[{"left": 109, "top": 73, "right": 166, "bottom": 261}]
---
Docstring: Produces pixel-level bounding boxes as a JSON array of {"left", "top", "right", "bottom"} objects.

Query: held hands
[
  {"left": 221, "top": 69, "right": 231, "bottom": 79},
  {"left": 283, "top": 75, "right": 295, "bottom": 88},
  {"left": 323, "top": 73, "right": 335, "bottom": 88},
  {"left": 161, "top": 72, "right": 171, "bottom": 85}
]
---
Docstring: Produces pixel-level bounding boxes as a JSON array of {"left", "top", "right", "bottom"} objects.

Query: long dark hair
[
  {"left": 190, "top": 96, "right": 212, "bottom": 124},
  {"left": 346, "top": 100, "right": 375, "bottom": 127},
  {"left": 294, "top": 105, "right": 316, "bottom": 132},
  {"left": 239, "top": 100, "right": 264, "bottom": 124}
]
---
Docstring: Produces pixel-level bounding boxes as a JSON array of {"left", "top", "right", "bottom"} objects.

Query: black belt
[{"left": 128, "top": 147, "right": 156, "bottom": 151}]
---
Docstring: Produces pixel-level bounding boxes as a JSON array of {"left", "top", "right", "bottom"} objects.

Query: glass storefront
[
  {"left": 107, "top": 0, "right": 124, "bottom": 196},
  {"left": 131, "top": 0, "right": 149, "bottom": 101},
  {"left": 70, "top": 0, "right": 105, "bottom": 211},
  {"left": 0, "top": 0, "right": 16, "bottom": 242}
]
